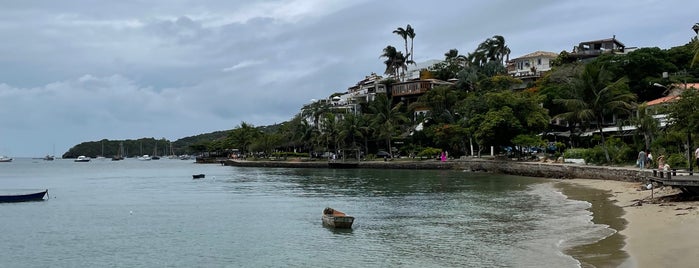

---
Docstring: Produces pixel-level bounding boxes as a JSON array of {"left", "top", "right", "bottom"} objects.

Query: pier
[{"left": 648, "top": 170, "right": 699, "bottom": 195}]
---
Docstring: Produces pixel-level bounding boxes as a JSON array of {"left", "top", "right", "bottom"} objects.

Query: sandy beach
[{"left": 563, "top": 179, "right": 699, "bottom": 268}]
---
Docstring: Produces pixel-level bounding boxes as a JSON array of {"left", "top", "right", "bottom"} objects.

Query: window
[{"left": 537, "top": 58, "right": 541, "bottom": 65}]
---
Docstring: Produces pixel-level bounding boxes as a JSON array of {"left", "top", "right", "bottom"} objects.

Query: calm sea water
[{"left": 0, "top": 158, "right": 618, "bottom": 267}]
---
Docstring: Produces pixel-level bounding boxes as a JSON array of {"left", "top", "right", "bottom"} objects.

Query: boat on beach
[
  {"left": 322, "top": 207, "right": 354, "bottom": 228},
  {"left": 0, "top": 190, "right": 48, "bottom": 203}
]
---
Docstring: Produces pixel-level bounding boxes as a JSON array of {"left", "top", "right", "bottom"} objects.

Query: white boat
[
  {"left": 74, "top": 156, "right": 91, "bottom": 162},
  {"left": 138, "top": 155, "right": 152, "bottom": 161},
  {"left": 0, "top": 156, "right": 13, "bottom": 162}
]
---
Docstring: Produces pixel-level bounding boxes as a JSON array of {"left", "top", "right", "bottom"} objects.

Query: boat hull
[
  {"left": 0, "top": 190, "right": 48, "bottom": 203},
  {"left": 322, "top": 207, "right": 354, "bottom": 228},
  {"left": 192, "top": 174, "right": 205, "bottom": 179}
]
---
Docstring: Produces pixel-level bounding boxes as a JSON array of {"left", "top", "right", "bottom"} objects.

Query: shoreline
[
  {"left": 560, "top": 179, "right": 699, "bottom": 268},
  {"left": 220, "top": 158, "right": 699, "bottom": 267}
]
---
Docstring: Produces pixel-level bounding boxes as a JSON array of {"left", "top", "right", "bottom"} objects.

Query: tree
[
  {"left": 228, "top": 122, "right": 261, "bottom": 156},
  {"left": 380, "top": 45, "right": 408, "bottom": 80},
  {"left": 631, "top": 103, "right": 660, "bottom": 150},
  {"left": 554, "top": 64, "right": 637, "bottom": 163},
  {"left": 406, "top": 24, "right": 416, "bottom": 63},
  {"left": 368, "top": 94, "right": 409, "bottom": 155},
  {"left": 666, "top": 87, "right": 699, "bottom": 171},
  {"left": 474, "top": 35, "right": 511, "bottom": 66},
  {"left": 300, "top": 100, "right": 330, "bottom": 131},
  {"left": 393, "top": 26, "right": 409, "bottom": 62},
  {"left": 393, "top": 24, "right": 416, "bottom": 64}
]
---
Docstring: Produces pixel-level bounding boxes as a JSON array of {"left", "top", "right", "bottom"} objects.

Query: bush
[
  {"left": 417, "top": 147, "right": 442, "bottom": 158},
  {"left": 563, "top": 148, "right": 588, "bottom": 159},
  {"left": 667, "top": 153, "right": 688, "bottom": 170}
]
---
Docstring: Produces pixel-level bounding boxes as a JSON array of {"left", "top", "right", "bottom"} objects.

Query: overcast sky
[{"left": 1, "top": 0, "right": 697, "bottom": 157}]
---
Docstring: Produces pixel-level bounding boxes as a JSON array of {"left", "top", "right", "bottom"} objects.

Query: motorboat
[{"left": 74, "top": 156, "right": 91, "bottom": 162}]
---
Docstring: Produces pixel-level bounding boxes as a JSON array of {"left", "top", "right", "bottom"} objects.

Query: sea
[{"left": 0, "top": 158, "right": 627, "bottom": 267}]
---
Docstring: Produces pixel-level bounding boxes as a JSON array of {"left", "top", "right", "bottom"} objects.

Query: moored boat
[
  {"left": 0, "top": 156, "right": 12, "bottom": 162},
  {"left": 322, "top": 207, "right": 354, "bottom": 228},
  {"left": 0, "top": 190, "right": 48, "bottom": 203},
  {"left": 74, "top": 156, "right": 91, "bottom": 162},
  {"left": 192, "top": 174, "right": 205, "bottom": 179}
]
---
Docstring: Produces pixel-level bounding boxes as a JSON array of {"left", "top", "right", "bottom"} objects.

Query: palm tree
[
  {"left": 631, "top": 103, "right": 660, "bottom": 150},
  {"left": 368, "top": 94, "right": 409, "bottom": 155},
  {"left": 300, "top": 100, "right": 330, "bottom": 131},
  {"left": 291, "top": 116, "right": 315, "bottom": 158},
  {"left": 554, "top": 64, "right": 636, "bottom": 163},
  {"left": 380, "top": 45, "right": 408, "bottom": 80},
  {"left": 473, "top": 35, "right": 511, "bottom": 66},
  {"left": 321, "top": 113, "right": 341, "bottom": 154},
  {"left": 228, "top": 122, "right": 261, "bottom": 157},
  {"left": 406, "top": 24, "right": 416, "bottom": 63},
  {"left": 393, "top": 26, "right": 409, "bottom": 61}
]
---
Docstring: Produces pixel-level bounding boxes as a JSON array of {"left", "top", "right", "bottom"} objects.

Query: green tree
[
  {"left": 554, "top": 64, "right": 637, "bottom": 163},
  {"left": 300, "top": 100, "right": 330, "bottom": 132},
  {"left": 666, "top": 87, "right": 699, "bottom": 171},
  {"left": 228, "top": 122, "right": 261, "bottom": 156},
  {"left": 368, "top": 94, "right": 409, "bottom": 154},
  {"left": 380, "top": 45, "right": 408, "bottom": 80}
]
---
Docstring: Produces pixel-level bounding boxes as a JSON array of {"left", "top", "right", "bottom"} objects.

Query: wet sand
[{"left": 561, "top": 179, "right": 699, "bottom": 268}]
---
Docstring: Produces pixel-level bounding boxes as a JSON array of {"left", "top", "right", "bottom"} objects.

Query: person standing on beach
[
  {"left": 647, "top": 150, "right": 653, "bottom": 168},
  {"left": 638, "top": 150, "right": 646, "bottom": 169}
]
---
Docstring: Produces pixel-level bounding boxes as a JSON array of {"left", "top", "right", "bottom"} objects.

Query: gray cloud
[{"left": 0, "top": 0, "right": 697, "bottom": 156}]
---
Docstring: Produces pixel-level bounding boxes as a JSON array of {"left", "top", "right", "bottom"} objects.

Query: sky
[{"left": 1, "top": 0, "right": 697, "bottom": 157}]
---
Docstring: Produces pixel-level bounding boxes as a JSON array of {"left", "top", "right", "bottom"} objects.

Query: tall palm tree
[
  {"left": 368, "top": 94, "right": 409, "bottom": 155},
  {"left": 321, "top": 113, "right": 341, "bottom": 154},
  {"left": 393, "top": 26, "right": 409, "bottom": 62},
  {"left": 554, "top": 64, "right": 636, "bottom": 163},
  {"left": 406, "top": 24, "right": 416, "bottom": 63}
]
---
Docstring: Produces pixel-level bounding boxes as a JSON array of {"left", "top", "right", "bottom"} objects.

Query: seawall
[{"left": 223, "top": 159, "right": 649, "bottom": 182}]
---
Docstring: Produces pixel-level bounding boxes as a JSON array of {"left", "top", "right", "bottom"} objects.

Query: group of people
[{"left": 637, "top": 149, "right": 671, "bottom": 171}]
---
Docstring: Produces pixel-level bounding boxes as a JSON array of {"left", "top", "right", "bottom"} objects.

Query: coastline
[
  {"left": 561, "top": 179, "right": 699, "bottom": 268},
  {"left": 221, "top": 158, "right": 699, "bottom": 267}
]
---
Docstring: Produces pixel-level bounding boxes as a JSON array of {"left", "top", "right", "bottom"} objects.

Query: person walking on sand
[{"left": 637, "top": 149, "right": 646, "bottom": 169}]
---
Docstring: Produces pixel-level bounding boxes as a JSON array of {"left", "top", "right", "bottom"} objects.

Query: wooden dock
[{"left": 648, "top": 170, "right": 699, "bottom": 195}]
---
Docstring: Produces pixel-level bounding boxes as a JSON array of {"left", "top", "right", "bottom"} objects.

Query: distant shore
[{"left": 219, "top": 157, "right": 699, "bottom": 267}]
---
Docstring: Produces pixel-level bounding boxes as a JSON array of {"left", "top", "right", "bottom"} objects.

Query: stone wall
[{"left": 223, "top": 159, "right": 649, "bottom": 182}]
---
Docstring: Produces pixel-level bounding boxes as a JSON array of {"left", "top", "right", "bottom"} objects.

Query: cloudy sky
[{"left": 1, "top": 0, "right": 697, "bottom": 157}]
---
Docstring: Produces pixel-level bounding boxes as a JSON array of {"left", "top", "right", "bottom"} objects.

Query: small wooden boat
[
  {"left": 0, "top": 190, "right": 48, "bottom": 203},
  {"left": 192, "top": 174, "right": 205, "bottom": 179},
  {"left": 322, "top": 207, "right": 354, "bottom": 228}
]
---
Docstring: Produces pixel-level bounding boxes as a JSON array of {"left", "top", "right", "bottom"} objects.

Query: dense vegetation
[{"left": 68, "top": 25, "right": 699, "bottom": 168}]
